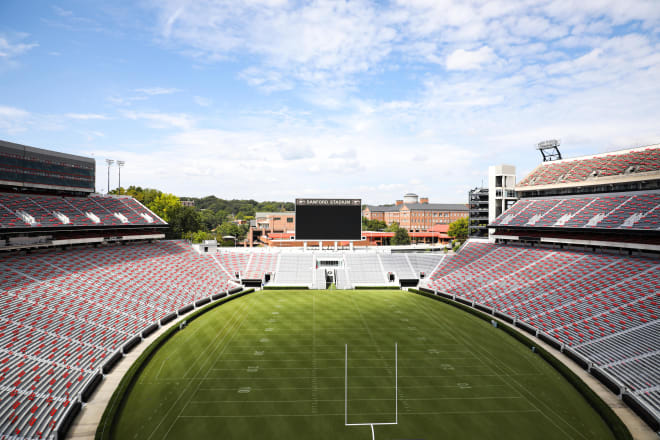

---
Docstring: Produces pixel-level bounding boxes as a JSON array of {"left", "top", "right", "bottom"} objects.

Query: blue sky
[{"left": 1, "top": 0, "right": 659, "bottom": 204}]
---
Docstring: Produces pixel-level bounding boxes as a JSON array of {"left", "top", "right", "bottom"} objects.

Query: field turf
[{"left": 111, "top": 290, "right": 617, "bottom": 439}]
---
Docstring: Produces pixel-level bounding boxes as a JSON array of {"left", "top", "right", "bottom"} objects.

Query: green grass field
[{"left": 111, "top": 290, "right": 617, "bottom": 439}]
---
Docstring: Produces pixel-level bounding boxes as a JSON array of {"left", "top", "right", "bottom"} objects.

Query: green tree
[
  {"left": 391, "top": 227, "right": 411, "bottom": 245},
  {"left": 147, "top": 193, "right": 180, "bottom": 222},
  {"left": 167, "top": 205, "right": 202, "bottom": 239},
  {"left": 385, "top": 222, "right": 400, "bottom": 232},
  {"left": 362, "top": 217, "right": 387, "bottom": 231},
  {"left": 448, "top": 217, "right": 469, "bottom": 240}
]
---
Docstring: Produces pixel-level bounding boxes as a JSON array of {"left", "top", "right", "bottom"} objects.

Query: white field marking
[
  {"left": 161, "top": 373, "right": 539, "bottom": 382},
  {"left": 247, "top": 366, "right": 259, "bottom": 373},
  {"left": 413, "top": 295, "right": 589, "bottom": 440},
  {"left": 156, "top": 294, "right": 255, "bottom": 440},
  {"left": 139, "top": 296, "right": 252, "bottom": 440},
  {"left": 178, "top": 408, "right": 539, "bottom": 419},
  {"left": 195, "top": 383, "right": 513, "bottom": 392},
  {"left": 191, "top": 396, "right": 523, "bottom": 404},
  {"left": 210, "top": 362, "right": 476, "bottom": 371},
  {"left": 345, "top": 343, "right": 398, "bottom": 427},
  {"left": 238, "top": 387, "right": 251, "bottom": 394},
  {"left": 259, "top": 338, "right": 269, "bottom": 343},
  {"left": 154, "top": 356, "right": 171, "bottom": 379},
  {"left": 202, "top": 356, "right": 476, "bottom": 362},
  {"left": 224, "top": 347, "right": 466, "bottom": 355}
]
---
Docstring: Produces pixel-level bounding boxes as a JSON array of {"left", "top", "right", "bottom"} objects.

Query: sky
[{"left": 1, "top": 0, "right": 659, "bottom": 204}]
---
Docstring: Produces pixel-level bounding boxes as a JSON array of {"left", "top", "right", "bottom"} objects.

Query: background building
[
  {"left": 488, "top": 164, "right": 517, "bottom": 239},
  {"left": 363, "top": 193, "right": 468, "bottom": 232},
  {"left": 468, "top": 187, "right": 489, "bottom": 237},
  {"left": 248, "top": 211, "right": 295, "bottom": 246}
]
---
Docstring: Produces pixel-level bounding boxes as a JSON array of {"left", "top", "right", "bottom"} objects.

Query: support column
[{"left": 334, "top": 241, "right": 338, "bottom": 251}]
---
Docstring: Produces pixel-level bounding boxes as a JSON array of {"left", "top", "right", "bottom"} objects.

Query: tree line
[{"left": 111, "top": 186, "right": 468, "bottom": 246}]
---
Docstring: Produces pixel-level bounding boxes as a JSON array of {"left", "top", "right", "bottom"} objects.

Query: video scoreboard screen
[{"left": 295, "top": 198, "right": 362, "bottom": 241}]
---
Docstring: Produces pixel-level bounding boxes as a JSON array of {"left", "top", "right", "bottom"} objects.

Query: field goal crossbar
[{"left": 345, "top": 343, "right": 398, "bottom": 439}]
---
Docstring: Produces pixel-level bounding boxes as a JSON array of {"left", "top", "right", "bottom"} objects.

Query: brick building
[
  {"left": 363, "top": 193, "right": 468, "bottom": 232},
  {"left": 248, "top": 211, "right": 295, "bottom": 246}
]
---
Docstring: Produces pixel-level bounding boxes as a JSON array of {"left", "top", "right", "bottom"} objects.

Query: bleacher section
[
  {"left": 407, "top": 253, "right": 444, "bottom": 277},
  {"left": 380, "top": 254, "right": 416, "bottom": 280},
  {"left": 344, "top": 254, "right": 388, "bottom": 286},
  {"left": 243, "top": 253, "right": 278, "bottom": 280},
  {"left": 492, "top": 191, "right": 660, "bottom": 230},
  {"left": 0, "top": 241, "right": 237, "bottom": 439},
  {"left": 422, "top": 242, "right": 660, "bottom": 418},
  {"left": 0, "top": 192, "right": 165, "bottom": 228},
  {"left": 518, "top": 145, "right": 660, "bottom": 188},
  {"left": 271, "top": 254, "right": 313, "bottom": 286}
]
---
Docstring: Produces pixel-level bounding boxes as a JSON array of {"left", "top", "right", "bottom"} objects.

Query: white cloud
[
  {"left": 122, "top": 111, "right": 195, "bottom": 129},
  {"left": 0, "top": 105, "right": 31, "bottom": 133},
  {"left": 134, "top": 87, "right": 181, "bottom": 95},
  {"left": 446, "top": 46, "right": 497, "bottom": 70},
  {"left": 65, "top": 113, "right": 110, "bottom": 120},
  {"left": 0, "top": 34, "right": 38, "bottom": 67},
  {"left": 193, "top": 96, "right": 212, "bottom": 107}
]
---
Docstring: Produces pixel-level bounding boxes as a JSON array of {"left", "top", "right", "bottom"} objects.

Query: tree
[
  {"left": 385, "top": 222, "right": 400, "bottom": 232},
  {"left": 448, "top": 217, "right": 469, "bottom": 240},
  {"left": 391, "top": 227, "right": 411, "bottom": 245},
  {"left": 166, "top": 205, "right": 202, "bottom": 239},
  {"left": 362, "top": 217, "right": 387, "bottom": 231},
  {"left": 147, "top": 193, "right": 180, "bottom": 222}
]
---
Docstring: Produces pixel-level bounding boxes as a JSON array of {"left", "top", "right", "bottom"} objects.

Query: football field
[{"left": 110, "top": 289, "right": 617, "bottom": 439}]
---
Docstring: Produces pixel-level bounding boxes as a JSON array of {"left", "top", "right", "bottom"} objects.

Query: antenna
[{"left": 536, "top": 139, "right": 562, "bottom": 162}]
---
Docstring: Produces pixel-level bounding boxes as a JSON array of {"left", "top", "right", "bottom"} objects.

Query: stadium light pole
[
  {"left": 105, "top": 159, "right": 114, "bottom": 194},
  {"left": 117, "top": 160, "right": 125, "bottom": 192}
]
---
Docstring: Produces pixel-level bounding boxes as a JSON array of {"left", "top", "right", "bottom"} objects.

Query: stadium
[
  {"left": 0, "top": 138, "right": 658, "bottom": 440},
  {"left": 2, "top": 3, "right": 660, "bottom": 439}
]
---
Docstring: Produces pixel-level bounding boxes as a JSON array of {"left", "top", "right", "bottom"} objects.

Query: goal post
[{"left": 344, "top": 343, "right": 398, "bottom": 427}]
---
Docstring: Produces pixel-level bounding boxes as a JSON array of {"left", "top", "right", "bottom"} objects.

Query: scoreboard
[{"left": 295, "top": 198, "right": 362, "bottom": 241}]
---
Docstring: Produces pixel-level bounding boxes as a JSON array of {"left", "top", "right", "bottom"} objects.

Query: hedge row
[
  {"left": 354, "top": 286, "right": 401, "bottom": 290},
  {"left": 263, "top": 286, "right": 309, "bottom": 290},
  {"left": 408, "top": 289, "right": 632, "bottom": 440},
  {"left": 95, "top": 289, "right": 255, "bottom": 440}
]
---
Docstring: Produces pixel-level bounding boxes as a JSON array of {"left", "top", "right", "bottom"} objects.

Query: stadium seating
[
  {"left": 423, "top": 242, "right": 660, "bottom": 416},
  {"left": 344, "top": 254, "right": 388, "bottom": 285},
  {"left": 379, "top": 254, "right": 416, "bottom": 280},
  {"left": 243, "top": 253, "right": 278, "bottom": 280},
  {"left": 0, "top": 192, "right": 166, "bottom": 228},
  {"left": 0, "top": 241, "right": 236, "bottom": 439},
  {"left": 272, "top": 254, "right": 313, "bottom": 285},
  {"left": 518, "top": 145, "right": 660, "bottom": 188},
  {"left": 491, "top": 191, "right": 660, "bottom": 230}
]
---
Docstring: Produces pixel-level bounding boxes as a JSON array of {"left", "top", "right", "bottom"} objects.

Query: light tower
[
  {"left": 536, "top": 139, "right": 562, "bottom": 162},
  {"left": 117, "top": 160, "right": 125, "bottom": 191},
  {"left": 105, "top": 159, "right": 114, "bottom": 194}
]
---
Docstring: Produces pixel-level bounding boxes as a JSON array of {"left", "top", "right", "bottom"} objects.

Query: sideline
[
  {"left": 494, "top": 319, "right": 657, "bottom": 440},
  {"left": 67, "top": 297, "right": 235, "bottom": 440},
  {"left": 412, "top": 290, "right": 657, "bottom": 440}
]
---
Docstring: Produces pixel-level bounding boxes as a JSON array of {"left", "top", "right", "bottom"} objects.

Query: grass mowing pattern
[{"left": 113, "top": 290, "right": 617, "bottom": 439}]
